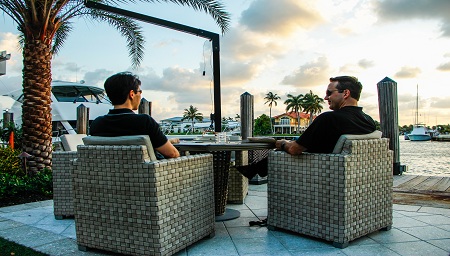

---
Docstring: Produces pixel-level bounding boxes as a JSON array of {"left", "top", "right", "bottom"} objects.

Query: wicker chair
[
  {"left": 53, "top": 134, "right": 86, "bottom": 219},
  {"left": 227, "top": 151, "right": 249, "bottom": 204},
  {"left": 267, "top": 131, "right": 393, "bottom": 248},
  {"left": 72, "top": 135, "right": 215, "bottom": 256}
]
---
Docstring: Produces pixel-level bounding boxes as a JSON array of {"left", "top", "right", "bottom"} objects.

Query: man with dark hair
[
  {"left": 238, "top": 76, "right": 376, "bottom": 178},
  {"left": 90, "top": 72, "right": 180, "bottom": 159}
]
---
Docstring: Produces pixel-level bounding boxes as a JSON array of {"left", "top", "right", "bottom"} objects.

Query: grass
[{"left": 0, "top": 237, "right": 47, "bottom": 256}]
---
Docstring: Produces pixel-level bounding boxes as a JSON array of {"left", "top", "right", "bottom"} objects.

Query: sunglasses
[{"left": 326, "top": 89, "right": 344, "bottom": 97}]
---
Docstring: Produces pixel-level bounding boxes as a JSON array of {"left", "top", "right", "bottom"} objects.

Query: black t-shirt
[
  {"left": 89, "top": 108, "right": 168, "bottom": 148},
  {"left": 296, "top": 106, "right": 376, "bottom": 153}
]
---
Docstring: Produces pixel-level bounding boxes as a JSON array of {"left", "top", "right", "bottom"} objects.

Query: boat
[
  {"left": 408, "top": 85, "right": 431, "bottom": 141},
  {"left": 3, "top": 80, "right": 112, "bottom": 135}
]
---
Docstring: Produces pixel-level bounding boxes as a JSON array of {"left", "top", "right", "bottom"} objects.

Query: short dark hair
[
  {"left": 330, "top": 76, "right": 362, "bottom": 101},
  {"left": 104, "top": 72, "right": 141, "bottom": 105}
]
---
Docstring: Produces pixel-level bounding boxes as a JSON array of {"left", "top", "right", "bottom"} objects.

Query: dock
[{"left": 393, "top": 174, "right": 450, "bottom": 208}]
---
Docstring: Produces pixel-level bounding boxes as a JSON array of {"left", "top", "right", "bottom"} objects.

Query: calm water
[{"left": 399, "top": 137, "right": 450, "bottom": 177}]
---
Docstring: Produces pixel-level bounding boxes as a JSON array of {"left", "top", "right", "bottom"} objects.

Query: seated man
[
  {"left": 238, "top": 75, "right": 376, "bottom": 179},
  {"left": 89, "top": 72, "right": 180, "bottom": 159}
]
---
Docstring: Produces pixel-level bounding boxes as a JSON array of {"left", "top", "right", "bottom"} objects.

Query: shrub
[
  {"left": 0, "top": 168, "right": 52, "bottom": 198},
  {"left": 0, "top": 147, "right": 23, "bottom": 176}
]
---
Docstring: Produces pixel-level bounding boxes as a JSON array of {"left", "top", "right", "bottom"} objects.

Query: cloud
[
  {"left": 239, "top": 0, "right": 323, "bottom": 36},
  {"left": 358, "top": 59, "right": 375, "bottom": 69},
  {"left": 374, "top": 0, "right": 450, "bottom": 37},
  {"left": 437, "top": 62, "right": 450, "bottom": 72},
  {"left": 394, "top": 66, "right": 421, "bottom": 78},
  {"left": 281, "top": 56, "right": 330, "bottom": 86},
  {"left": 430, "top": 97, "right": 450, "bottom": 109}
]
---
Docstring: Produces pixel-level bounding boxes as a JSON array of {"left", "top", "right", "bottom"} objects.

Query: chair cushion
[
  {"left": 82, "top": 135, "right": 157, "bottom": 161},
  {"left": 60, "top": 134, "right": 87, "bottom": 151},
  {"left": 332, "top": 130, "right": 382, "bottom": 154}
]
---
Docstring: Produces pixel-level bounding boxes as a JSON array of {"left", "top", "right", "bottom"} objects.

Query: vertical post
[
  {"left": 139, "top": 98, "right": 152, "bottom": 116},
  {"left": 377, "top": 77, "right": 403, "bottom": 175},
  {"left": 240, "top": 92, "right": 254, "bottom": 140},
  {"left": 76, "top": 104, "right": 89, "bottom": 134},
  {"left": 3, "top": 110, "right": 13, "bottom": 128},
  {"left": 212, "top": 34, "right": 221, "bottom": 132}
]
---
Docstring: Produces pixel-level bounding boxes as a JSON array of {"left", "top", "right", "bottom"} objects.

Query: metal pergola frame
[{"left": 84, "top": 1, "right": 222, "bottom": 132}]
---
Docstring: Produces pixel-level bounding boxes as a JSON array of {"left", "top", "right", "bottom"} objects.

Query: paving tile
[
  {"left": 234, "top": 208, "right": 257, "bottom": 218},
  {"left": 34, "top": 238, "right": 104, "bottom": 256},
  {"left": 226, "top": 203, "right": 250, "bottom": 211},
  {"left": 426, "top": 238, "right": 450, "bottom": 252},
  {"left": 396, "top": 210, "right": 435, "bottom": 217},
  {"left": 272, "top": 231, "right": 333, "bottom": 251},
  {"left": 384, "top": 240, "right": 449, "bottom": 256},
  {"left": 419, "top": 207, "right": 450, "bottom": 216},
  {"left": 392, "top": 216, "right": 429, "bottom": 228},
  {"left": 251, "top": 208, "right": 268, "bottom": 219},
  {"left": 437, "top": 224, "right": 450, "bottom": 232},
  {"left": 224, "top": 217, "right": 257, "bottom": 228},
  {"left": 289, "top": 248, "right": 346, "bottom": 256},
  {"left": 184, "top": 235, "right": 239, "bottom": 255},
  {"left": 60, "top": 223, "right": 77, "bottom": 239},
  {"left": 341, "top": 244, "right": 401, "bottom": 256},
  {"left": 0, "top": 219, "right": 25, "bottom": 230},
  {"left": 410, "top": 214, "right": 450, "bottom": 226},
  {"left": 0, "top": 225, "right": 66, "bottom": 248},
  {"left": 399, "top": 226, "right": 450, "bottom": 240},
  {"left": 227, "top": 226, "right": 271, "bottom": 239},
  {"left": 244, "top": 195, "right": 268, "bottom": 210},
  {"left": 368, "top": 228, "right": 421, "bottom": 243},
  {"left": 393, "top": 204, "right": 421, "bottom": 212},
  {"left": 233, "top": 236, "right": 289, "bottom": 255}
]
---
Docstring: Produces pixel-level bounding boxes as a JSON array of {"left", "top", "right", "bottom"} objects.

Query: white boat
[
  {"left": 3, "top": 80, "right": 112, "bottom": 135},
  {"left": 408, "top": 85, "right": 431, "bottom": 141}
]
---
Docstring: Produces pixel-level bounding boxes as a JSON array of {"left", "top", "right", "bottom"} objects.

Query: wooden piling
[
  {"left": 139, "top": 98, "right": 152, "bottom": 116},
  {"left": 76, "top": 104, "right": 89, "bottom": 134},
  {"left": 377, "top": 77, "right": 403, "bottom": 175},
  {"left": 240, "top": 92, "right": 253, "bottom": 140}
]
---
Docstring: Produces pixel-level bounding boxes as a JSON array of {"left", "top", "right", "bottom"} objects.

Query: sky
[{"left": 1, "top": 0, "right": 450, "bottom": 126}]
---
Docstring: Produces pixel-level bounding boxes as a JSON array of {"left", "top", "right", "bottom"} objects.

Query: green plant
[
  {"left": 0, "top": 168, "right": 52, "bottom": 198},
  {"left": 0, "top": 147, "right": 23, "bottom": 176}
]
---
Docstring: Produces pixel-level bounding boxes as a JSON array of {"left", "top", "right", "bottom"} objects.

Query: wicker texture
[
  {"left": 227, "top": 151, "right": 249, "bottom": 204},
  {"left": 268, "top": 138, "right": 393, "bottom": 247},
  {"left": 212, "top": 151, "right": 232, "bottom": 215},
  {"left": 73, "top": 145, "right": 215, "bottom": 256},
  {"left": 53, "top": 151, "right": 77, "bottom": 218}
]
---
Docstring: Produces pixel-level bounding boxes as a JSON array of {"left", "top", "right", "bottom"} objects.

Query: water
[{"left": 399, "top": 137, "right": 450, "bottom": 176}]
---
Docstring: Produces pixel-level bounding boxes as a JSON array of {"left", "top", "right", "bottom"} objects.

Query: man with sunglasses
[
  {"left": 237, "top": 76, "right": 376, "bottom": 179},
  {"left": 275, "top": 76, "right": 376, "bottom": 154},
  {"left": 89, "top": 72, "right": 180, "bottom": 159}
]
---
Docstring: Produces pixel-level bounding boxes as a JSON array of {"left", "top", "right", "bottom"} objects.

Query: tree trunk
[{"left": 21, "top": 40, "right": 53, "bottom": 173}]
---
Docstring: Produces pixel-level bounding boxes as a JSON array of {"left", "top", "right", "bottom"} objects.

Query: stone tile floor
[{"left": 1, "top": 184, "right": 449, "bottom": 256}]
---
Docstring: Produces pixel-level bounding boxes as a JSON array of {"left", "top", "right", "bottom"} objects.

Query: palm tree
[
  {"left": 0, "top": 0, "right": 230, "bottom": 172},
  {"left": 284, "top": 93, "right": 304, "bottom": 133},
  {"left": 302, "top": 90, "right": 324, "bottom": 125},
  {"left": 264, "top": 92, "right": 281, "bottom": 134},
  {"left": 182, "top": 105, "right": 203, "bottom": 134}
]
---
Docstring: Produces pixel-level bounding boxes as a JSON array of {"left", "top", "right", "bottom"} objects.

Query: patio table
[{"left": 175, "top": 140, "right": 275, "bottom": 221}]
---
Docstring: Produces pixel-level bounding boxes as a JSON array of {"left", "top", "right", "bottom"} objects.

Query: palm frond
[{"left": 86, "top": 8, "right": 145, "bottom": 68}]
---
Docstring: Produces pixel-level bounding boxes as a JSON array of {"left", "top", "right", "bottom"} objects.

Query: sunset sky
[{"left": 1, "top": 0, "right": 449, "bottom": 126}]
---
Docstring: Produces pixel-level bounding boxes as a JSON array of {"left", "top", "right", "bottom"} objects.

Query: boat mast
[{"left": 415, "top": 84, "right": 418, "bottom": 126}]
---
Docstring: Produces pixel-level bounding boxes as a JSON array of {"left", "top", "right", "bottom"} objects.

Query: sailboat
[{"left": 407, "top": 84, "right": 431, "bottom": 141}]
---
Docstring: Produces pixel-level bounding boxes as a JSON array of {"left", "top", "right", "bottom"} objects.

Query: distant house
[{"left": 272, "top": 111, "right": 311, "bottom": 134}]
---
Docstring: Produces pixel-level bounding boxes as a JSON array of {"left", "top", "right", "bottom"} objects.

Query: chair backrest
[
  {"left": 60, "top": 134, "right": 87, "bottom": 151},
  {"left": 332, "top": 130, "right": 382, "bottom": 154},
  {"left": 82, "top": 135, "right": 157, "bottom": 161}
]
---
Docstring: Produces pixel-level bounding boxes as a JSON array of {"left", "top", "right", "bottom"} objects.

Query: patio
[{"left": 0, "top": 183, "right": 449, "bottom": 256}]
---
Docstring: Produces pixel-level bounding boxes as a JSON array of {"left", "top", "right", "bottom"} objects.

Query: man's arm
[
  {"left": 275, "top": 140, "right": 307, "bottom": 155},
  {"left": 156, "top": 141, "right": 180, "bottom": 158}
]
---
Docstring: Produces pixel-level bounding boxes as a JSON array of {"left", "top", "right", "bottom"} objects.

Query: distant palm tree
[
  {"left": 0, "top": 0, "right": 230, "bottom": 172},
  {"left": 264, "top": 92, "right": 281, "bottom": 134},
  {"left": 302, "top": 90, "right": 324, "bottom": 125},
  {"left": 284, "top": 94, "right": 304, "bottom": 133},
  {"left": 182, "top": 105, "right": 203, "bottom": 134}
]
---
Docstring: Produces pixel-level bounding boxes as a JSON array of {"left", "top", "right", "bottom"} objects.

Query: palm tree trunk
[
  {"left": 21, "top": 40, "right": 53, "bottom": 173},
  {"left": 269, "top": 107, "right": 273, "bottom": 134}
]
